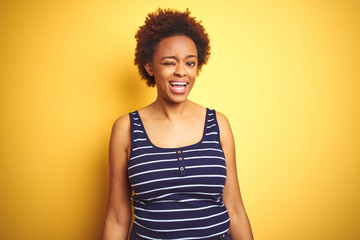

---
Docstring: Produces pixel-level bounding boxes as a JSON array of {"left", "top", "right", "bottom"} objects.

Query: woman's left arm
[{"left": 217, "top": 112, "right": 254, "bottom": 240}]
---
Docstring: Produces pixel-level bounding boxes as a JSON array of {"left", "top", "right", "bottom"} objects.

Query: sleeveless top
[{"left": 128, "top": 108, "right": 230, "bottom": 240}]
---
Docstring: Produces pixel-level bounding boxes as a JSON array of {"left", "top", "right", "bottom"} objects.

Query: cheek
[
  {"left": 189, "top": 69, "right": 198, "bottom": 79},
  {"left": 154, "top": 69, "right": 172, "bottom": 87},
  {"left": 155, "top": 67, "right": 173, "bottom": 79}
]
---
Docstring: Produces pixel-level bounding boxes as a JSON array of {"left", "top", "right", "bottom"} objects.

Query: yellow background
[{"left": 1, "top": 0, "right": 359, "bottom": 239}]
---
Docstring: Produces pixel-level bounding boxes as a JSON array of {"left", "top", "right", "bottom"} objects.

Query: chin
[{"left": 167, "top": 94, "right": 189, "bottom": 104}]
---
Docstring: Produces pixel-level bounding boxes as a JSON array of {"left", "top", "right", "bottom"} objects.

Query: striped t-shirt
[{"left": 128, "top": 108, "right": 230, "bottom": 239}]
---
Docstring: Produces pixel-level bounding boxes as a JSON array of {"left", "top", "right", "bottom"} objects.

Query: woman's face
[{"left": 145, "top": 35, "right": 198, "bottom": 104}]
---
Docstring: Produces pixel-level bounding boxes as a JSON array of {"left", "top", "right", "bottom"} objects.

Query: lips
[{"left": 169, "top": 81, "right": 188, "bottom": 94}]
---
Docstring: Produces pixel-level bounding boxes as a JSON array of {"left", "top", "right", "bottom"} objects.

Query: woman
[{"left": 102, "top": 8, "right": 253, "bottom": 240}]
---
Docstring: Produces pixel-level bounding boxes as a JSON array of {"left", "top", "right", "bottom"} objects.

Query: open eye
[{"left": 186, "top": 61, "right": 196, "bottom": 67}]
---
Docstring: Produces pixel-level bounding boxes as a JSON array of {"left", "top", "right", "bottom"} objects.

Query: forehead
[{"left": 154, "top": 35, "right": 198, "bottom": 58}]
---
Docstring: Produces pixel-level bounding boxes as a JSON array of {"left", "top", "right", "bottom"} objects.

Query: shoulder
[
  {"left": 112, "top": 114, "right": 131, "bottom": 134},
  {"left": 215, "top": 111, "right": 232, "bottom": 131},
  {"left": 110, "top": 114, "right": 132, "bottom": 151},
  {"left": 215, "top": 110, "right": 234, "bottom": 145}
]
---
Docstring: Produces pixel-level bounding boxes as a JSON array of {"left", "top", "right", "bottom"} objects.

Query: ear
[{"left": 144, "top": 63, "right": 154, "bottom": 77}]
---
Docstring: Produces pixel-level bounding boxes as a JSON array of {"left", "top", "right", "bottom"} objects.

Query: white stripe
[
  {"left": 186, "top": 165, "right": 227, "bottom": 170},
  {"left": 133, "top": 130, "right": 143, "bottom": 133},
  {"left": 131, "top": 174, "right": 226, "bottom": 187},
  {"left": 208, "top": 112, "right": 214, "bottom": 116},
  {"left": 128, "top": 158, "right": 177, "bottom": 170},
  {"left": 153, "top": 196, "right": 222, "bottom": 203},
  {"left": 133, "top": 117, "right": 139, "bottom": 120},
  {"left": 131, "top": 112, "right": 136, "bottom": 115},
  {"left": 182, "top": 148, "right": 222, "bottom": 153},
  {"left": 133, "top": 123, "right": 141, "bottom": 126},
  {"left": 134, "top": 210, "right": 228, "bottom": 222},
  {"left": 138, "top": 191, "right": 220, "bottom": 202},
  {"left": 132, "top": 146, "right": 153, "bottom": 151},
  {"left": 133, "top": 138, "right": 147, "bottom": 142},
  {"left": 136, "top": 184, "right": 224, "bottom": 195},
  {"left": 134, "top": 203, "right": 224, "bottom": 213},
  {"left": 129, "top": 167, "right": 178, "bottom": 178},
  {"left": 184, "top": 156, "right": 225, "bottom": 160},
  {"left": 207, "top": 118, "right": 215, "bottom": 122},
  {"left": 137, "top": 229, "right": 229, "bottom": 240},
  {"left": 206, "top": 132, "right": 218, "bottom": 136},
  {"left": 130, "top": 151, "right": 176, "bottom": 160},
  {"left": 207, "top": 124, "right": 216, "bottom": 129},
  {"left": 202, "top": 141, "right": 219, "bottom": 144},
  {"left": 134, "top": 218, "right": 230, "bottom": 232}
]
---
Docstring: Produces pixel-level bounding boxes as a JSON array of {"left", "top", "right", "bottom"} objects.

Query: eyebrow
[{"left": 161, "top": 55, "right": 198, "bottom": 60}]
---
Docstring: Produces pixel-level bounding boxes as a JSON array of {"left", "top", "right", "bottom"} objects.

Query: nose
[{"left": 174, "top": 63, "right": 187, "bottom": 77}]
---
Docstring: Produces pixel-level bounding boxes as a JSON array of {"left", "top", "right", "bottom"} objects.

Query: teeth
[{"left": 170, "top": 82, "right": 187, "bottom": 86}]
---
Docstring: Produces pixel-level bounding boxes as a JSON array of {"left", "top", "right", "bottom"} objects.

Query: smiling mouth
[{"left": 169, "top": 82, "right": 188, "bottom": 89}]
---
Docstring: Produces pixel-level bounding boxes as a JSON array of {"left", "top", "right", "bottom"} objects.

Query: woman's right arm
[{"left": 102, "top": 115, "right": 132, "bottom": 240}]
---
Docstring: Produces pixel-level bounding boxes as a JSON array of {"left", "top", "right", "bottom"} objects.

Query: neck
[{"left": 151, "top": 98, "right": 192, "bottom": 120}]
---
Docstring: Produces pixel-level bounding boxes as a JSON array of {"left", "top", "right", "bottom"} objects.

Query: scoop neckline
[{"left": 135, "top": 108, "right": 209, "bottom": 150}]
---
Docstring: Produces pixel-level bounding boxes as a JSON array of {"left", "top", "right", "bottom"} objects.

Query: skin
[{"left": 102, "top": 35, "right": 254, "bottom": 240}]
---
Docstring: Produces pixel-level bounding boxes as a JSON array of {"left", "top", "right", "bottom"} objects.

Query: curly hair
[{"left": 134, "top": 8, "right": 211, "bottom": 87}]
